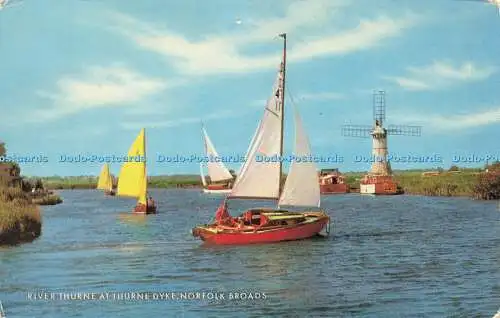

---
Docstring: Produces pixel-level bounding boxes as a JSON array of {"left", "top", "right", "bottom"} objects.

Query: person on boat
[
  {"left": 215, "top": 200, "right": 233, "bottom": 225},
  {"left": 147, "top": 195, "right": 155, "bottom": 208},
  {"left": 243, "top": 211, "right": 252, "bottom": 225}
]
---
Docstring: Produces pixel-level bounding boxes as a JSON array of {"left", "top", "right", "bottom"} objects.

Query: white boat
[{"left": 199, "top": 125, "right": 234, "bottom": 194}]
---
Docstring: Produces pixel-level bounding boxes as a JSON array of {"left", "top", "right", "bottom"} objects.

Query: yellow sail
[
  {"left": 117, "top": 128, "right": 147, "bottom": 204},
  {"left": 97, "top": 163, "right": 113, "bottom": 191}
]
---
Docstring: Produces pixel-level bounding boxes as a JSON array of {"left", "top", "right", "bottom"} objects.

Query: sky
[{"left": 0, "top": 0, "right": 499, "bottom": 177}]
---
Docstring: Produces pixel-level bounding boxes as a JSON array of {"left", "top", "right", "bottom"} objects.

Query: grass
[
  {"left": 41, "top": 175, "right": 203, "bottom": 189},
  {"left": 394, "top": 172, "right": 478, "bottom": 197},
  {"left": 35, "top": 166, "right": 498, "bottom": 199},
  {"left": 40, "top": 176, "right": 98, "bottom": 189},
  {"left": 0, "top": 186, "right": 42, "bottom": 245}
]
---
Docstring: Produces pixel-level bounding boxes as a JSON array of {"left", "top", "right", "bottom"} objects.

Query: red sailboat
[{"left": 192, "top": 33, "right": 331, "bottom": 245}]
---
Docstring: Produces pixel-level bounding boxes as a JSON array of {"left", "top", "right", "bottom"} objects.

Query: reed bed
[
  {"left": 0, "top": 186, "right": 42, "bottom": 245},
  {"left": 394, "top": 173, "right": 477, "bottom": 197}
]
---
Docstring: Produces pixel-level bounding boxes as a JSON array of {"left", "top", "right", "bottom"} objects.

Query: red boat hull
[
  {"left": 133, "top": 203, "right": 157, "bottom": 215},
  {"left": 205, "top": 184, "right": 231, "bottom": 190},
  {"left": 360, "top": 175, "right": 400, "bottom": 195},
  {"left": 192, "top": 216, "right": 329, "bottom": 245},
  {"left": 320, "top": 183, "right": 349, "bottom": 194}
]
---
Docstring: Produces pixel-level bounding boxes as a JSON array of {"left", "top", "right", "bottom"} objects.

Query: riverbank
[
  {"left": 0, "top": 186, "right": 42, "bottom": 246},
  {"left": 36, "top": 167, "right": 499, "bottom": 199},
  {"left": 31, "top": 192, "right": 63, "bottom": 205},
  {"left": 343, "top": 169, "right": 498, "bottom": 199},
  {"left": 41, "top": 175, "right": 202, "bottom": 190}
]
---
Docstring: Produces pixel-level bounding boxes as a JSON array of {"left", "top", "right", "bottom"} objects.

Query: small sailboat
[
  {"left": 97, "top": 163, "right": 115, "bottom": 196},
  {"left": 200, "top": 125, "right": 234, "bottom": 194},
  {"left": 116, "top": 128, "right": 156, "bottom": 214},
  {"left": 192, "top": 33, "right": 331, "bottom": 245}
]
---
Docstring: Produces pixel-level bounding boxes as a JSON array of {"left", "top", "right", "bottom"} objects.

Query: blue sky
[{"left": 0, "top": 0, "right": 499, "bottom": 176}]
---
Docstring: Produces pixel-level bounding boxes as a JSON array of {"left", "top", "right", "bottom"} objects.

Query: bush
[{"left": 473, "top": 163, "right": 500, "bottom": 200}]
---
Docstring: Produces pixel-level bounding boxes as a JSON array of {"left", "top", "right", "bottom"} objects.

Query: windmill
[{"left": 341, "top": 90, "right": 422, "bottom": 195}]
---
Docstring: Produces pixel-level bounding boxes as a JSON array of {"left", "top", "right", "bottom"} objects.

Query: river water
[{"left": 0, "top": 189, "right": 499, "bottom": 317}]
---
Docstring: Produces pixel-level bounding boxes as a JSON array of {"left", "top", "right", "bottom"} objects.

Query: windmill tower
[{"left": 341, "top": 90, "right": 422, "bottom": 195}]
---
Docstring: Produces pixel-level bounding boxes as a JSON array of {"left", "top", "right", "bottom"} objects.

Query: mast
[{"left": 278, "top": 33, "right": 287, "bottom": 196}]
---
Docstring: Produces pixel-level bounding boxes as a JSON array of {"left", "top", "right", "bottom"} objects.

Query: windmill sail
[
  {"left": 202, "top": 128, "right": 233, "bottom": 182},
  {"left": 117, "top": 128, "right": 147, "bottom": 205},
  {"left": 229, "top": 64, "right": 284, "bottom": 199},
  {"left": 278, "top": 106, "right": 320, "bottom": 207},
  {"left": 97, "top": 163, "right": 113, "bottom": 192}
]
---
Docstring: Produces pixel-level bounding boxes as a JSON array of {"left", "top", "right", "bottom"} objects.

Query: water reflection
[
  {"left": 0, "top": 190, "right": 499, "bottom": 317},
  {"left": 118, "top": 213, "right": 148, "bottom": 225}
]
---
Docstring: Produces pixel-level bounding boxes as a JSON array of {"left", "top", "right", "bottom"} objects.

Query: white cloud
[
  {"left": 32, "top": 65, "right": 173, "bottom": 121},
  {"left": 107, "top": 1, "right": 419, "bottom": 76},
  {"left": 392, "top": 107, "right": 500, "bottom": 131},
  {"left": 385, "top": 60, "right": 497, "bottom": 91},
  {"left": 121, "top": 109, "right": 250, "bottom": 130}
]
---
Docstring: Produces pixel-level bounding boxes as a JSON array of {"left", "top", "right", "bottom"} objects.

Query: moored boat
[
  {"left": 116, "top": 128, "right": 156, "bottom": 214},
  {"left": 319, "top": 168, "right": 350, "bottom": 194},
  {"left": 199, "top": 125, "right": 234, "bottom": 194},
  {"left": 192, "top": 33, "right": 331, "bottom": 245},
  {"left": 97, "top": 163, "right": 115, "bottom": 196}
]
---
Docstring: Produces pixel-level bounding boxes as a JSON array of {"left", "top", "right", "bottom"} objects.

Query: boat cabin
[
  {"left": 319, "top": 169, "right": 345, "bottom": 185},
  {"left": 239, "top": 208, "right": 307, "bottom": 227}
]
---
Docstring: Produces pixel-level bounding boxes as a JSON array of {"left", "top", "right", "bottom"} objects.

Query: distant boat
[
  {"left": 116, "top": 128, "right": 156, "bottom": 214},
  {"left": 192, "top": 33, "right": 331, "bottom": 245},
  {"left": 97, "top": 163, "right": 115, "bottom": 196},
  {"left": 199, "top": 125, "right": 234, "bottom": 194},
  {"left": 319, "top": 168, "right": 350, "bottom": 194}
]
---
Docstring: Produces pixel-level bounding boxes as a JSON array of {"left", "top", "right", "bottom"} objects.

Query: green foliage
[
  {"left": 449, "top": 165, "right": 459, "bottom": 172},
  {"left": 473, "top": 163, "right": 500, "bottom": 200},
  {"left": 41, "top": 175, "right": 203, "bottom": 189},
  {"left": 0, "top": 142, "right": 5, "bottom": 157},
  {"left": 394, "top": 172, "right": 477, "bottom": 197},
  {"left": 35, "top": 178, "right": 44, "bottom": 189}
]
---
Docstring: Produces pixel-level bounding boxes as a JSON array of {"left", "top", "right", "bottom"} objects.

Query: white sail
[
  {"left": 229, "top": 64, "right": 284, "bottom": 199},
  {"left": 202, "top": 127, "right": 233, "bottom": 182},
  {"left": 278, "top": 105, "right": 320, "bottom": 207},
  {"left": 199, "top": 163, "right": 207, "bottom": 187}
]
